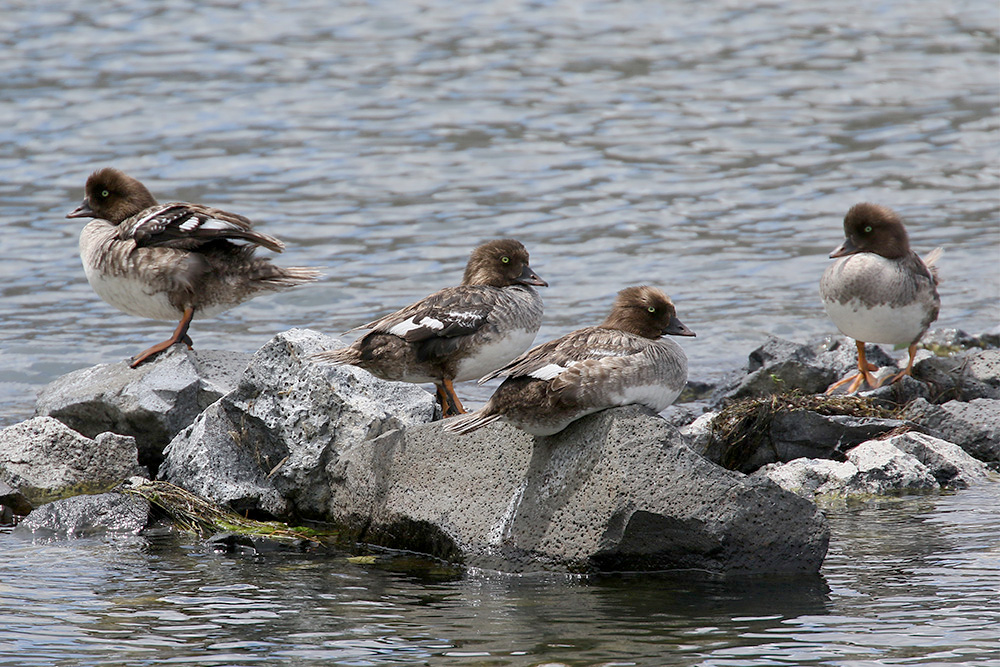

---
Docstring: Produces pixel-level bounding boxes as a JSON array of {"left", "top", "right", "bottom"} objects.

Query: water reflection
[{"left": 3, "top": 484, "right": 1000, "bottom": 665}]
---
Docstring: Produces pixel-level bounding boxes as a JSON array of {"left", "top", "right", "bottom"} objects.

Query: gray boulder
[
  {"left": 754, "top": 432, "right": 989, "bottom": 501},
  {"left": 35, "top": 346, "right": 249, "bottom": 472},
  {"left": 904, "top": 398, "right": 1000, "bottom": 463},
  {"left": 14, "top": 492, "right": 153, "bottom": 537},
  {"left": 0, "top": 417, "right": 146, "bottom": 502},
  {"left": 157, "top": 329, "right": 437, "bottom": 519},
  {"left": 327, "top": 405, "right": 829, "bottom": 574}
]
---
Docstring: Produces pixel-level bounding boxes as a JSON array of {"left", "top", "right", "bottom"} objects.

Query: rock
[
  {"left": 754, "top": 432, "right": 989, "bottom": 501},
  {"left": 327, "top": 405, "right": 829, "bottom": 575},
  {"left": 157, "top": 329, "right": 437, "bottom": 519},
  {"left": 700, "top": 395, "right": 907, "bottom": 473},
  {"left": 680, "top": 410, "right": 717, "bottom": 454},
  {"left": 206, "top": 532, "right": 313, "bottom": 555},
  {"left": 846, "top": 440, "right": 941, "bottom": 494},
  {"left": 0, "top": 479, "right": 33, "bottom": 518},
  {"left": 713, "top": 336, "right": 898, "bottom": 403},
  {"left": 904, "top": 398, "right": 1000, "bottom": 463},
  {"left": 921, "top": 327, "right": 1000, "bottom": 353},
  {"left": 753, "top": 458, "right": 859, "bottom": 499},
  {"left": 888, "top": 432, "right": 990, "bottom": 487},
  {"left": 859, "top": 373, "right": 934, "bottom": 404},
  {"left": 13, "top": 492, "right": 153, "bottom": 537},
  {"left": 35, "top": 346, "right": 249, "bottom": 473},
  {"left": 0, "top": 417, "right": 146, "bottom": 503}
]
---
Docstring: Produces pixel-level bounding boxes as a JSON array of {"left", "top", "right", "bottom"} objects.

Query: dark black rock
[{"left": 0, "top": 479, "right": 33, "bottom": 518}]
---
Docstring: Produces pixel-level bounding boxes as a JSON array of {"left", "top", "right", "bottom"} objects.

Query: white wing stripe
[
  {"left": 529, "top": 363, "right": 567, "bottom": 380},
  {"left": 389, "top": 316, "right": 444, "bottom": 337}
]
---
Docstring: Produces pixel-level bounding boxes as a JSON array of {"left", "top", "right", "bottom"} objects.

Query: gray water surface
[
  {"left": 0, "top": 0, "right": 997, "bottom": 423},
  {"left": 1, "top": 0, "right": 998, "bottom": 664}
]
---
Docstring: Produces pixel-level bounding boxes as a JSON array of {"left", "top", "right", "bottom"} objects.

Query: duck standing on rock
[
  {"left": 67, "top": 168, "right": 321, "bottom": 367},
  {"left": 820, "top": 203, "right": 941, "bottom": 394},
  {"left": 313, "top": 239, "right": 547, "bottom": 418},
  {"left": 445, "top": 285, "right": 695, "bottom": 436}
]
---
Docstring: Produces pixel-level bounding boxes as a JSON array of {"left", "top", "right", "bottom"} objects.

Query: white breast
[
  {"left": 79, "top": 222, "right": 231, "bottom": 322},
  {"left": 822, "top": 297, "right": 929, "bottom": 345},
  {"left": 454, "top": 328, "right": 538, "bottom": 381},
  {"left": 83, "top": 267, "right": 182, "bottom": 321},
  {"left": 608, "top": 382, "right": 683, "bottom": 413}
]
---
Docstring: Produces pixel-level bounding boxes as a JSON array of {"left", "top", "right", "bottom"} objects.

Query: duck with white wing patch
[
  {"left": 446, "top": 285, "right": 695, "bottom": 436},
  {"left": 313, "top": 239, "right": 547, "bottom": 418},
  {"left": 68, "top": 168, "right": 321, "bottom": 367}
]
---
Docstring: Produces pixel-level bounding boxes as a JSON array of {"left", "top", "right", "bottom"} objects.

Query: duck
[
  {"left": 313, "top": 239, "right": 547, "bottom": 417},
  {"left": 67, "top": 167, "right": 321, "bottom": 367},
  {"left": 445, "top": 285, "right": 695, "bottom": 436},
  {"left": 820, "top": 202, "right": 941, "bottom": 394}
]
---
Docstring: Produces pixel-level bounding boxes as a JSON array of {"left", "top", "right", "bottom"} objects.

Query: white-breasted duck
[
  {"left": 68, "top": 167, "right": 320, "bottom": 367},
  {"left": 820, "top": 202, "right": 941, "bottom": 393},
  {"left": 313, "top": 239, "right": 547, "bottom": 417},
  {"left": 445, "top": 285, "right": 694, "bottom": 436}
]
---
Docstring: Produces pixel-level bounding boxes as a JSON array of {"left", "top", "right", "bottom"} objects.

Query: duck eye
[
  {"left": 101, "top": 190, "right": 109, "bottom": 198},
  {"left": 647, "top": 306, "right": 656, "bottom": 313},
  {"left": 501, "top": 256, "right": 510, "bottom": 264},
  {"left": 863, "top": 225, "right": 872, "bottom": 233}
]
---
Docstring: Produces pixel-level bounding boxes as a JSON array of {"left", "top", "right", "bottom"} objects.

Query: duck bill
[
  {"left": 664, "top": 315, "right": 695, "bottom": 337},
  {"left": 829, "top": 237, "right": 858, "bottom": 258},
  {"left": 516, "top": 264, "right": 548, "bottom": 287},
  {"left": 66, "top": 199, "right": 94, "bottom": 219}
]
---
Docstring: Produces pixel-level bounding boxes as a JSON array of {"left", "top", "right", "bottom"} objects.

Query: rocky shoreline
[{"left": 2, "top": 326, "right": 997, "bottom": 574}]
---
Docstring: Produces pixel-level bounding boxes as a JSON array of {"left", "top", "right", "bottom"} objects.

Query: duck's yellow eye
[
  {"left": 647, "top": 306, "right": 656, "bottom": 313},
  {"left": 501, "top": 256, "right": 510, "bottom": 264},
  {"left": 863, "top": 225, "right": 872, "bottom": 233},
  {"left": 101, "top": 190, "right": 109, "bottom": 198}
]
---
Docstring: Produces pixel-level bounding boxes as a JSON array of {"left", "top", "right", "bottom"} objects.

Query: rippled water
[
  {"left": 0, "top": 0, "right": 997, "bottom": 423},
  {"left": 1, "top": 1, "right": 998, "bottom": 664},
  {"left": 2, "top": 483, "right": 998, "bottom": 666}
]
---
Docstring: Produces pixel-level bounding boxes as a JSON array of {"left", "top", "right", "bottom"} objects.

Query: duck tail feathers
[
  {"left": 311, "top": 346, "right": 360, "bottom": 366},
  {"left": 444, "top": 410, "right": 502, "bottom": 435},
  {"left": 923, "top": 247, "right": 943, "bottom": 283},
  {"left": 266, "top": 266, "right": 322, "bottom": 287}
]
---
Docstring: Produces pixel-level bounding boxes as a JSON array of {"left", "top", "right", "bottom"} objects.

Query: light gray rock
[
  {"left": 35, "top": 346, "right": 249, "bottom": 472},
  {"left": 14, "top": 492, "right": 152, "bottom": 537},
  {"left": 888, "top": 432, "right": 990, "bottom": 488},
  {"left": 157, "top": 328, "right": 437, "bottom": 519},
  {"left": 327, "top": 405, "right": 829, "bottom": 574},
  {"left": 0, "top": 417, "right": 146, "bottom": 499},
  {"left": 754, "top": 432, "right": 989, "bottom": 501},
  {"left": 753, "top": 458, "right": 860, "bottom": 498},
  {"left": 904, "top": 398, "right": 1000, "bottom": 463},
  {"left": 846, "top": 440, "right": 940, "bottom": 494},
  {"left": 680, "top": 410, "right": 717, "bottom": 454}
]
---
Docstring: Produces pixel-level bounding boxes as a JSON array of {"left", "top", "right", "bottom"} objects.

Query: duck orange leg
[
  {"left": 826, "top": 340, "right": 881, "bottom": 394},
  {"left": 130, "top": 307, "right": 195, "bottom": 368},
  {"left": 887, "top": 343, "right": 918, "bottom": 385},
  {"left": 435, "top": 378, "right": 466, "bottom": 418}
]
